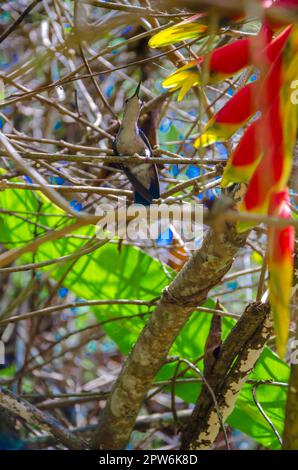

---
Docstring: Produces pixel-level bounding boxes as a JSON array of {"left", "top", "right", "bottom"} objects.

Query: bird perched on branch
[{"left": 113, "top": 82, "right": 160, "bottom": 205}]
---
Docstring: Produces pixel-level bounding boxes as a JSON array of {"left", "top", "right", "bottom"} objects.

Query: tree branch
[
  {"left": 0, "top": 387, "right": 88, "bottom": 450},
  {"left": 91, "top": 192, "right": 250, "bottom": 449},
  {"left": 0, "top": 0, "right": 42, "bottom": 45},
  {"left": 181, "top": 302, "right": 273, "bottom": 449}
]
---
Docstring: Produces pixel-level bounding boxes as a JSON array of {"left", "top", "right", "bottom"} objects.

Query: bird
[{"left": 113, "top": 82, "right": 160, "bottom": 206}]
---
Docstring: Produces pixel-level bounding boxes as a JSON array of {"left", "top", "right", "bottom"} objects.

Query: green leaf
[
  {"left": 0, "top": 364, "right": 16, "bottom": 378},
  {"left": 154, "top": 305, "right": 288, "bottom": 449},
  {"left": 0, "top": 187, "right": 289, "bottom": 448},
  {"left": 228, "top": 348, "right": 289, "bottom": 449}
]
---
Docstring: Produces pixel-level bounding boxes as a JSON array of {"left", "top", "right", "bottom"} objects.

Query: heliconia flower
[
  {"left": 162, "top": 38, "right": 251, "bottom": 101},
  {"left": 221, "top": 119, "right": 262, "bottom": 187},
  {"left": 149, "top": 0, "right": 296, "bottom": 49},
  {"left": 241, "top": 98, "right": 292, "bottom": 217},
  {"left": 148, "top": 14, "right": 207, "bottom": 48},
  {"left": 220, "top": 27, "right": 293, "bottom": 219},
  {"left": 162, "top": 23, "right": 290, "bottom": 102},
  {"left": 148, "top": 0, "right": 294, "bottom": 49},
  {"left": 261, "top": 24, "right": 292, "bottom": 62},
  {"left": 237, "top": 28, "right": 297, "bottom": 227},
  {"left": 273, "top": 0, "right": 298, "bottom": 7},
  {"left": 162, "top": 60, "right": 202, "bottom": 102},
  {"left": 266, "top": 0, "right": 298, "bottom": 30},
  {"left": 267, "top": 189, "right": 294, "bottom": 358},
  {"left": 194, "top": 82, "right": 257, "bottom": 147}
]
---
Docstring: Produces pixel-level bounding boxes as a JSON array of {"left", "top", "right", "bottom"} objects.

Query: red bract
[
  {"left": 241, "top": 26, "right": 295, "bottom": 217},
  {"left": 195, "top": 83, "right": 258, "bottom": 147},
  {"left": 153, "top": 3, "right": 297, "bottom": 358},
  {"left": 218, "top": 83, "right": 257, "bottom": 125},
  {"left": 243, "top": 96, "right": 284, "bottom": 213},
  {"left": 267, "top": 190, "right": 294, "bottom": 357},
  {"left": 221, "top": 120, "right": 262, "bottom": 187},
  {"left": 266, "top": 0, "right": 298, "bottom": 29},
  {"left": 208, "top": 38, "right": 251, "bottom": 76},
  {"left": 196, "top": 21, "right": 296, "bottom": 357}
]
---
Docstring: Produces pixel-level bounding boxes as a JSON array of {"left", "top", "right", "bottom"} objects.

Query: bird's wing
[
  {"left": 139, "top": 128, "right": 160, "bottom": 200},
  {"left": 123, "top": 167, "right": 155, "bottom": 203},
  {"left": 138, "top": 128, "right": 153, "bottom": 157},
  {"left": 149, "top": 164, "right": 160, "bottom": 199},
  {"left": 113, "top": 133, "right": 160, "bottom": 204},
  {"left": 111, "top": 138, "right": 123, "bottom": 171},
  {"left": 112, "top": 138, "right": 118, "bottom": 155}
]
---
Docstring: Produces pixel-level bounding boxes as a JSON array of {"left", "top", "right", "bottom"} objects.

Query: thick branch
[
  {"left": 91, "top": 204, "right": 249, "bottom": 449},
  {"left": 0, "top": 387, "right": 87, "bottom": 450},
  {"left": 181, "top": 302, "right": 272, "bottom": 449}
]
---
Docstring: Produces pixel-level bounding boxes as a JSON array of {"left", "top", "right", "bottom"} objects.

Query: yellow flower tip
[
  {"left": 148, "top": 34, "right": 163, "bottom": 49},
  {"left": 148, "top": 29, "right": 175, "bottom": 48},
  {"left": 220, "top": 164, "right": 234, "bottom": 188},
  {"left": 177, "top": 76, "right": 197, "bottom": 101},
  {"left": 221, "top": 166, "right": 251, "bottom": 188},
  {"left": 276, "top": 341, "right": 287, "bottom": 360},
  {"left": 148, "top": 23, "right": 208, "bottom": 48},
  {"left": 148, "top": 29, "right": 183, "bottom": 48},
  {"left": 162, "top": 76, "right": 179, "bottom": 89},
  {"left": 220, "top": 175, "right": 234, "bottom": 188},
  {"left": 236, "top": 220, "right": 254, "bottom": 233},
  {"left": 161, "top": 82, "right": 178, "bottom": 92},
  {"left": 194, "top": 132, "right": 218, "bottom": 148},
  {"left": 196, "top": 24, "right": 208, "bottom": 33},
  {"left": 273, "top": 307, "right": 289, "bottom": 359},
  {"left": 269, "top": 271, "right": 292, "bottom": 360},
  {"left": 162, "top": 70, "right": 200, "bottom": 101},
  {"left": 149, "top": 31, "right": 179, "bottom": 48}
]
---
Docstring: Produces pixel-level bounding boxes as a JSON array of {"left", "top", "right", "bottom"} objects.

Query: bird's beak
[{"left": 133, "top": 80, "right": 142, "bottom": 97}]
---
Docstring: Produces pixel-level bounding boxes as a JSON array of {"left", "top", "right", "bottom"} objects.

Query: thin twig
[
  {"left": 0, "top": 0, "right": 42, "bottom": 44},
  {"left": 252, "top": 383, "right": 283, "bottom": 446}
]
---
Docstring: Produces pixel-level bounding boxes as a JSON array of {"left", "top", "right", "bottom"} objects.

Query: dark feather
[
  {"left": 113, "top": 131, "right": 160, "bottom": 205},
  {"left": 112, "top": 138, "right": 118, "bottom": 156},
  {"left": 138, "top": 128, "right": 160, "bottom": 202},
  {"left": 123, "top": 167, "right": 155, "bottom": 204},
  {"left": 138, "top": 128, "right": 153, "bottom": 157}
]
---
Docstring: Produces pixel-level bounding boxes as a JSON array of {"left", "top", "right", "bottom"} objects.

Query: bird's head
[{"left": 123, "top": 81, "right": 143, "bottom": 122}]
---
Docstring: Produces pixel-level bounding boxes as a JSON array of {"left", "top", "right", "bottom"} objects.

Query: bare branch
[
  {"left": 91, "top": 196, "right": 250, "bottom": 449},
  {"left": 0, "top": 387, "right": 88, "bottom": 449},
  {"left": 181, "top": 302, "right": 273, "bottom": 449}
]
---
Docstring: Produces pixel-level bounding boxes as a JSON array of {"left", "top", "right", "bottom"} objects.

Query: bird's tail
[{"left": 134, "top": 191, "right": 151, "bottom": 206}]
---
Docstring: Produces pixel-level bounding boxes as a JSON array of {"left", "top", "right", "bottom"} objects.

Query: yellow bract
[
  {"left": 149, "top": 23, "right": 207, "bottom": 48},
  {"left": 221, "top": 165, "right": 252, "bottom": 188},
  {"left": 221, "top": 153, "right": 262, "bottom": 188},
  {"left": 194, "top": 122, "right": 241, "bottom": 148},
  {"left": 162, "top": 63, "right": 200, "bottom": 101},
  {"left": 269, "top": 259, "right": 292, "bottom": 359}
]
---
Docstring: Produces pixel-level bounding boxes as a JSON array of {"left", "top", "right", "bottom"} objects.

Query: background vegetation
[{"left": 0, "top": 0, "right": 297, "bottom": 451}]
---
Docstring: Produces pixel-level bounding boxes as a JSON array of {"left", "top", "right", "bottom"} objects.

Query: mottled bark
[
  {"left": 92, "top": 211, "right": 249, "bottom": 449},
  {"left": 181, "top": 302, "right": 272, "bottom": 449},
  {"left": 0, "top": 387, "right": 88, "bottom": 450},
  {"left": 0, "top": 408, "right": 21, "bottom": 449}
]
